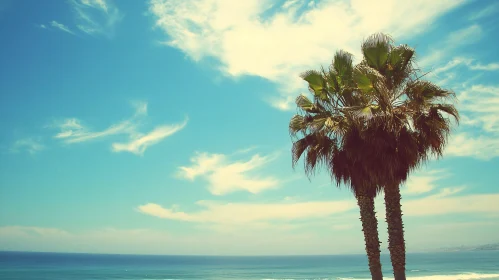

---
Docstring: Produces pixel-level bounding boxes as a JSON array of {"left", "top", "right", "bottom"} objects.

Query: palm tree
[
  {"left": 353, "top": 34, "right": 459, "bottom": 280},
  {"left": 289, "top": 50, "right": 385, "bottom": 280},
  {"left": 290, "top": 34, "right": 458, "bottom": 280}
]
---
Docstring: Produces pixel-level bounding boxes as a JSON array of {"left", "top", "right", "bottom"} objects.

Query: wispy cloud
[
  {"left": 11, "top": 138, "right": 45, "bottom": 154},
  {"left": 138, "top": 199, "right": 356, "bottom": 225},
  {"left": 112, "top": 118, "right": 188, "bottom": 155},
  {"left": 70, "top": 0, "right": 123, "bottom": 37},
  {"left": 431, "top": 57, "right": 499, "bottom": 76},
  {"left": 418, "top": 25, "right": 484, "bottom": 71},
  {"left": 51, "top": 102, "right": 185, "bottom": 155},
  {"left": 441, "top": 83, "right": 499, "bottom": 160},
  {"left": 177, "top": 151, "right": 279, "bottom": 195},
  {"left": 445, "top": 24, "right": 483, "bottom": 46},
  {"left": 459, "top": 85, "right": 499, "bottom": 133},
  {"left": 402, "top": 169, "right": 448, "bottom": 195},
  {"left": 53, "top": 103, "right": 146, "bottom": 144},
  {"left": 469, "top": 2, "right": 499, "bottom": 20},
  {"left": 402, "top": 187, "right": 499, "bottom": 216},
  {"left": 50, "top": 20, "right": 75, "bottom": 35},
  {"left": 469, "top": 63, "right": 499, "bottom": 71},
  {"left": 148, "top": 0, "right": 463, "bottom": 110},
  {"left": 139, "top": 181, "right": 499, "bottom": 229},
  {"left": 446, "top": 133, "right": 499, "bottom": 160}
]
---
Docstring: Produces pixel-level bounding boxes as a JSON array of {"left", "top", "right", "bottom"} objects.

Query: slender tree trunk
[
  {"left": 385, "top": 184, "right": 406, "bottom": 280},
  {"left": 357, "top": 195, "right": 383, "bottom": 280}
]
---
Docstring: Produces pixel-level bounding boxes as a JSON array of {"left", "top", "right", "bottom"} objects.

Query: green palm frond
[
  {"left": 388, "top": 44, "right": 415, "bottom": 89},
  {"left": 361, "top": 33, "right": 393, "bottom": 70},
  {"left": 333, "top": 50, "right": 354, "bottom": 85},
  {"left": 353, "top": 66, "right": 375, "bottom": 93},
  {"left": 300, "top": 70, "right": 327, "bottom": 99}
]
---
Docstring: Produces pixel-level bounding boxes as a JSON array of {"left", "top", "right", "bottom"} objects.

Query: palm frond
[
  {"left": 432, "top": 104, "right": 459, "bottom": 124},
  {"left": 300, "top": 70, "right": 327, "bottom": 99},
  {"left": 289, "top": 115, "right": 307, "bottom": 136},
  {"left": 295, "top": 94, "right": 317, "bottom": 113},
  {"left": 361, "top": 33, "right": 393, "bottom": 70}
]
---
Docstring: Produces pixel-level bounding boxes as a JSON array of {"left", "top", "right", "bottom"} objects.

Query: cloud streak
[
  {"left": 11, "top": 138, "right": 45, "bottom": 154},
  {"left": 53, "top": 103, "right": 146, "bottom": 144},
  {"left": 112, "top": 118, "right": 188, "bottom": 155},
  {"left": 177, "top": 151, "right": 279, "bottom": 195},
  {"left": 70, "top": 0, "right": 123, "bottom": 37},
  {"left": 138, "top": 199, "right": 356, "bottom": 225},
  {"left": 431, "top": 57, "right": 499, "bottom": 76},
  {"left": 443, "top": 84, "right": 499, "bottom": 160},
  {"left": 52, "top": 102, "right": 186, "bottom": 155},
  {"left": 469, "top": 2, "right": 499, "bottom": 21},
  {"left": 50, "top": 21, "right": 75, "bottom": 34},
  {"left": 139, "top": 184, "right": 499, "bottom": 227},
  {"left": 445, "top": 24, "right": 482, "bottom": 46},
  {"left": 403, "top": 169, "right": 448, "bottom": 195}
]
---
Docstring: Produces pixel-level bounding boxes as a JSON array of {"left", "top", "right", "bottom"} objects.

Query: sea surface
[{"left": 0, "top": 251, "right": 498, "bottom": 280}]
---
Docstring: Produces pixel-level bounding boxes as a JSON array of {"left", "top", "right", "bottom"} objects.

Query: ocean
[{"left": 0, "top": 251, "right": 498, "bottom": 280}]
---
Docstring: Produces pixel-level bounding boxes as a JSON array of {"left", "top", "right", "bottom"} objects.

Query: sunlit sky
[{"left": 0, "top": 0, "right": 498, "bottom": 255}]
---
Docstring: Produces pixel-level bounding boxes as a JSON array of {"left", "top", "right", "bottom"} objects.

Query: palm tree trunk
[
  {"left": 357, "top": 195, "right": 383, "bottom": 280},
  {"left": 384, "top": 184, "right": 406, "bottom": 280}
]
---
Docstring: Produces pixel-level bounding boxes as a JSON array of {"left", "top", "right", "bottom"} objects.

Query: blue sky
[{"left": 0, "top": 0, "right": 498, "bottom": 255}]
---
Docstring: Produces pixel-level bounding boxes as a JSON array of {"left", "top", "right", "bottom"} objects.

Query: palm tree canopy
[{"left": 290, "top": 33, "right": 459, "bottom": 195}]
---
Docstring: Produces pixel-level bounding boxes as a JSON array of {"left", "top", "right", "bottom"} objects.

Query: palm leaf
[
  {"left": 289, "top": 115, "right": 307, "bottom": 136},
  {"left": 301, "top": 70, "right": 326, "bottom": 98},
  {"left": 361, "top": 33, "right": 393, "bottom": 70},
  {"left": 295, "top": 94, "right": 317, "bottom": 113}
]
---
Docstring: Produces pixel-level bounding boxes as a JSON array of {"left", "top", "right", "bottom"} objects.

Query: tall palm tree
[
  {"left": 290, "top": 34, "right": 458, "bottom": 280},
  {"left": 344, "top": 34, "right": 459, "bottom": 279},
  {"left": 289, "top": 50, "right": 385, "bottom": 280}
]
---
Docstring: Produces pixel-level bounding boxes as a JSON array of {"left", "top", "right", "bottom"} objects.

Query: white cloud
[
  {"left": 51, "top": 102, "right": 185, "bottom": 155},
  {"left": 70, "top": 0, "right": 123, "bottom": 37},
  {"left": 39, "top": 24, "right": 47, "bottom": 29},
  {"left": 459, "top": 85, "right": 499, "bottom": 123},
  {"left": 149, "top": 0, "right": 463, "bottom": 110},
  {"left": 53, "top": 103, "right": 146, "bottom": 143},
  {"left": 177, "top": 151, "right": 280, "bottom": 195},
  {"left": 81, "top": 0, "right": 108, "bottom": 12},
  {"left": 112, "top": 118, "right": 188, "bottom": 155},
  {"left": 446, "top": 133, "right": 499, "bottom": 160},
  {"left": 402, "top": 169, "right": 447, "bottom": 195},
  {"left": 442, "top": 84, "right": 499, "bottom": 160},
  {"left": 11, "top": 138, "right": 45, "bottom": 154},
  {"left": 403, "top": 188, "right": 499, "bottom": 216},
  {"left": 138, "top": 199, "right": 356, "bottom": 225},
  {"left": 50, "top": 20, "right": 75, "bottom": 34}
]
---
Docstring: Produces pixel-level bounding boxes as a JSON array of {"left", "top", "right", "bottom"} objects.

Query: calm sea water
[{"left": 0, "top": 251, "right": 498, "bottom": 280}]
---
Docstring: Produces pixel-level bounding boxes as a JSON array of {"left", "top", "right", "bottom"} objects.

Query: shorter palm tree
[{"left": 336, "top": 33, "right": 459, "bottom": 279}]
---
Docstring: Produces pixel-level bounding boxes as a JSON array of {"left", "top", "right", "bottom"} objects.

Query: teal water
[{"left": 0, "top": 251, "right": 498, "bottom": 279}]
